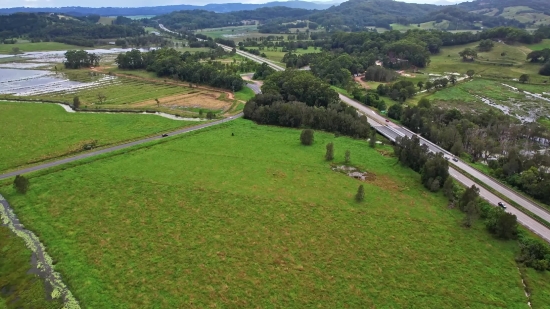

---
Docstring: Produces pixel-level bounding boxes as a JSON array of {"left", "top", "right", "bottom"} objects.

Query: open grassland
[
  {"left": 97, "top": 17, "right": 115, "bottom": 25},
  {"left": 427, "top": 42, "right": 547, "bottom": 83},
  {"left": 0, "top": 42, "right": 85, "bottom": 54},
  {"left": 234, "top": 86, "right": 255, "bottom": 102},
  {"left": 391, "top": 20, "right": 450, "bottom": 31},
  {"left": 196, "top": 25, "right": 261, "bottom": 42},
  {"left": 529, "top": 39, "right": 550, "bottom": 50},
  {"left": 0, "top": 226, "right": 63, "bottom": 309},
  {"left": 526, "top": 268, "right": 550, "bottom": 307},
  {"left": 245, "top": 46, "right": 320, "bottom": 63},
  {"left": 1, "top": 119, "right": 547, "bottom": 308},
  {"left": 0, "top": 102, "right": 196, "bottom": 172},
  {"left": 499, "top": 6, "right": 550, "bottom": 26}
]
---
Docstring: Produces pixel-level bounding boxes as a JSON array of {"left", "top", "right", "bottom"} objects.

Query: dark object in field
[
  {"left": 162, "top": 134, "right": 168, "bottom": 137},
  {"left": 232, "top": 133, "right": 234, "bottom": 136}
]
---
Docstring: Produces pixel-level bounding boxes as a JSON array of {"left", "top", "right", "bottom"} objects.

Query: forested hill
[
  {"left": 0, "top": 13, "right": 144, "bottom": 45},
  {"left": 457, "top": 0, "right": 550, "bottom": 13},
  {"left": 309, "top": 0, "right": 441, "bottom": 30},
  {"left": 415, "top": 7, "right": 526, "bottom": 30},
  {"left": 0, "top": 1, "right": 333, "bottom": 16},
  {"left": 155, "top": 7, "right": 314, "bottom": 31}
]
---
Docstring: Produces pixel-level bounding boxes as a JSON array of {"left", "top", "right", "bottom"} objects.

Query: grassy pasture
[
  {"left": 391, "top": 20, "right": 450, "bottom": 31},
  {"left": 0, "top": 101, "right": 197, "bottom": 172},
  {"left": 1, "top": 119, "right": 547, "bottom": 308},
  {"left": 529, "top": 39, "right": 550, "bottom": 50},
  {"left": 97, "top": 17, "right": 115, "bottom": 25},
  {"left": 245, "top": 46, "right": 320, "bottom": 63},
  {"left": 0, "top": 226, "right": 63, "bottom": 309},
  {"left": 0, "top": 42, "right": 85, "bottom": 54},
  {"left": 499, "top": 6, "right": 550, "bottom": 26},
  {"left": 427, "top": 41, "right": 546, "bottom": 82}
]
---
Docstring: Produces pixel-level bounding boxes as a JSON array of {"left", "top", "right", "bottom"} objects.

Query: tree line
[{"left": 115, "top": 48, "right": 245, "bottom": 91}]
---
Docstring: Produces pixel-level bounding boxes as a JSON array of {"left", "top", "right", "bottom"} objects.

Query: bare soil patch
[{"left": 133, "top": 91, "right": 230, "bottom": 110}]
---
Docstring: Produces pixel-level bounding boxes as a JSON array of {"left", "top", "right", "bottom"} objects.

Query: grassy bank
[
  {"left": 0, "top": 226, "right": 63, "bottom": 309},
  {"left": 0, "top": 101, "right": 197, "bottom": 172},
  {"left": 1, "top": 119, "right": 545, "bottom": 308}
]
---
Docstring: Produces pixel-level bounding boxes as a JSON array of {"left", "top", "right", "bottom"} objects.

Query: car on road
[
  {"left": 498, "top": 202, "right": 507, "bottom": 209},
  {"left": 444, "top": 156, "right": 449, "bottom": 160},
  {"left": 161, "top": 134, "right": 169, "bottom": 137},
  {"left": 385, "top": 119, "right": 390, "bottom": 123},
  {"left": 452, "top": 157, "right": 459, "bottom": 162}
]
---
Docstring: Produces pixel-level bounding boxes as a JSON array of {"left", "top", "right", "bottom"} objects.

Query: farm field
[
  {"left": 196, "top": 25, "right": 261, "bottom": 41},
  {"left": 13, "top": 71, "right": 232, "bottom": 117},
  {"left": 426, "top": 41, "right": 547, "bottom": 82},
  {"left": 0, "top": 101, "right": 197, "bottom": 172},
  {"left": 0, "top": 42, "right": 86, "bottom": 54},
  {"left": 1, "top": 119, "right": 547, "bottom": 308},
  {"left": 0, "top": 226, "right": 63, "bottom": 309}
]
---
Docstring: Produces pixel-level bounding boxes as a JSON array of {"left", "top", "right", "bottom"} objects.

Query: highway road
[{"left": 221, "top": 43, "right": 550, "bottom": 243}]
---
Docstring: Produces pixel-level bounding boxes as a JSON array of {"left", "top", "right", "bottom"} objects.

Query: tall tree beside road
[{"left": 13, "top": 175, "right": 29, "bottom": 194}]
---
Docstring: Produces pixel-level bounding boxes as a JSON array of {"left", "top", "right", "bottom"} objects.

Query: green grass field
[
  {"left": 427, "top": 41, "right": 546, "bottom": 82},
  {"left": 499, "top": 6, "right": 550, "bottom": 26},
  {"left": 391, "top": 20, "right": 450, "bottom": 31},
  {"left": 245, "top": 46, "right": 320, "bottom": 64},
  {"left": 529, "top": 39, "right": 550, "bottom": 51},
  {"left": 1, "top": 119, "right": 548, "bottom": 308},
  {"left": 97, "top": 17, "right": 115, "bottom": 25},
  {"left": 0, "top": 226, "right": 63, "bottom": 309},
  {"left": 0, "top": 42, "right": 86, "bottom": 54},
  {"left": 0, "top": 102, "right": 196, "bottom": 172},
  {"left": 234, "top": 86, "right": 255, "bottom": 101}
]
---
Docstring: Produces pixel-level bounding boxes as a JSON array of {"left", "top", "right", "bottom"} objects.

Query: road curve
[
  {"left": 0, "top": 114, "right": 243, "bottom": 181},
  {"left": 223, "top": 44, "right": 550, "bottom": 242}
]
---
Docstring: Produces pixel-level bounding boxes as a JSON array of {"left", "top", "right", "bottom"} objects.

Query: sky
[{"left": 0, "top": 0, "right": 461, "bottom": 9}]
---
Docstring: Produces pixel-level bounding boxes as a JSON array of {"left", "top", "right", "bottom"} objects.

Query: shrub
[
  {"left": 300, "top": 129, "right": 314, "bottom": 145},
  {"left": 325, "top": 142, "right": 334, "bottom": 161},
  {"left": 13, "top": 175, "right": 29, "bottom": 194},
  {"left": 356, "top": 185, "right": 365, "bottom": 202}
]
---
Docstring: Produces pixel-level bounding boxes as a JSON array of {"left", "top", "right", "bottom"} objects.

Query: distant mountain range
[{"left": 0, "top": 1, "right": 337, "bottom": 16}]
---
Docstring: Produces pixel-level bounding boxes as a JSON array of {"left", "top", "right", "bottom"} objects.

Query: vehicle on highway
[
  {"left": 385, "top": 119, "right": 390, "bottom": 123},
  {"left": 444, "top": 156, "right": 449, "bottom": 160},
  {"left": 452, "top": 157, "right": 459, "bottom": 162},
  {"left": 498, "top": 202, "right": 507, "bottom": 209},
  {"left": 161, "top": 134, "right": 169, "bottom": 137}
]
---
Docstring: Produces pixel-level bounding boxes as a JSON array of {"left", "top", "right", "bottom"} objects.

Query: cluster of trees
[
  {"left": 526, "top": 48, "right": 550, "bottom": 76},
  {"left": 396, "top": 98, "right": 550, "bottom": 204},
  {"left": 244, "top": 70, "right": 371, "bottom": 139},
  {"left": 252, "top": 63, "right": 275, "bottom": 80},
  {"left": 64, "top": 50, "right": 100, "bottom": 69},
  {"left": 244, "top": 94, "right": 372, "bottom": 139},
  {"left": 363, "top": 65, "right": 398, "bottom": 82},
  {"left": 416, "top": 7, "right": 525, "bottom": 30},
  {"left": 115, "top": 48, "right": 244, "bottom": 91},
  {"left": 376, "top": 80, "right": 418, "bottom": 103},
  {"left": 394, "top": 135, "right": 450, "bottom": 192},
  {"left": 261, "top": 70, "right": 339, "bottom": 108}
]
